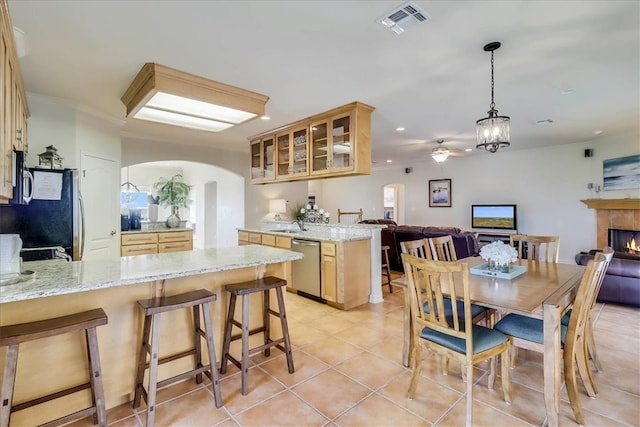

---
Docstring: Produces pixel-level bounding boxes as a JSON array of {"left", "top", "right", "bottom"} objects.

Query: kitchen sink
[{"left": 269, "top": 229, "right": 299, "bottom": 234}]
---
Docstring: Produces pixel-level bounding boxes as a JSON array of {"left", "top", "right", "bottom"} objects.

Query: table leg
[{"left": 543, "top": 303, "right": 561, "bottom": 427}]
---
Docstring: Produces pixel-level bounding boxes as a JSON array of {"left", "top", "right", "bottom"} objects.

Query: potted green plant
[{"left": 153, "top": 174, "right": 192, "bottom": 228}]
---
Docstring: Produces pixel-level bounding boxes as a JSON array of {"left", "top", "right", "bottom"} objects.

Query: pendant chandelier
[{"left": 476, "top": 42, "right": 510, "bottom": 153}]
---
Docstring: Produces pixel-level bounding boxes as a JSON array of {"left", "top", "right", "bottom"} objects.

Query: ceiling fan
[
  {"left": 397, "top": 135, "right": 473, "bottom": 162},
  {"left": 428, "top": 138, "right": 470, "bottom": 162}
]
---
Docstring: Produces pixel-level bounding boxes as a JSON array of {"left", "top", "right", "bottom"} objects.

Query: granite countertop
[
  {"left": 238, "top": 227, "right": 371, "bottom": 242},
  {"left": 239, "top": 221, "right": 383, "bottom": 243},
  {"left": 0, "top": 245, "right": 302, "bottom": 304}
]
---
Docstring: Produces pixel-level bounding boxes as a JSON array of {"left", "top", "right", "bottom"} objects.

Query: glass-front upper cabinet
[
  {"left": 250, "top": 136, "right": 275, "bottom": 183},
  {"left": 248, "top": 102, "right": 374, "bottom": 184},
  {"left": 276, "top": 126, "right": 308, "bottom": 179},
  {"left": 310, "top": 121, "right": 328, "bottom": 173},
  {"left": 310, "top": 112, "right": 353, "bottom": 176}
]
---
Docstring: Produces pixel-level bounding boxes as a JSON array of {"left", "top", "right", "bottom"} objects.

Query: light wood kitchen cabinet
[
  {"left": 321, "top": 242, "right": 337, "bottom": 303},
  {"left": 275, "top": 125, "right": 308, "bottom": 180},
  {"left": 250, "top": 135, "right": 275, "bottom": 183},
  {"left": 158, "top": 230, "right": 193, "bottom": 253},
  {"left": 121, "top": 233, "right": 158, "bottom": 256},
  {"left": 237, "top": 231, "right": 249, "bottom": 245},
  {"left": 236, "top": 230, "right": 292, "bottom": 289},
  {"left": 260, "top": 233, "right": 276, "bottom": 247},
  {"left": 13, "top": 86, "right": 27, "bottom": 152},
  {"left": 275, "top": 236, "right": 292, "bottom": 249},
  {"left": 236, "top": 230, "right": 370, "bottom": 309},
  {"left": 0, "top": 0, "right": 30, "bottom": 202},
  {"left": 238, "top": 231, "right": 291, "bottom": 249},
  {"left": 121, "top": 230, "right": 193, "bottom": 256},
  {"left": 311, "top": 110, "right": 356, "bottom": 176},
  {"left": 249, "top": 102, "right": 374, "bottom": 184},
  {"left": 324, "top": 239, "right": 371, "bottom": 310}
]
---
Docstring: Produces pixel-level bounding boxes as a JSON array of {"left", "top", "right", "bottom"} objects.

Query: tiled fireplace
[{"left": 581, "top": 198, "right": 640, "bottom": 250}]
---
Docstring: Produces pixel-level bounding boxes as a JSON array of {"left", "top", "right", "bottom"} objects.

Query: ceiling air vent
[{"left": 377, "top": 2, "right": 431, "bottom": 35}]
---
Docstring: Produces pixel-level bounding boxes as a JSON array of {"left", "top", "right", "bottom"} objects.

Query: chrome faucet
[{"left": 294, "top": 219, "right": 306, "bottom": 231}]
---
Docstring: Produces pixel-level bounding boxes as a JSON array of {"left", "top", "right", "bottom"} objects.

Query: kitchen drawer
[
  {"left": 261, "top": 234, "right": 276, "bottom": 247},
  {"left": 275, "top": 236, "right": 292, "bottom": 249},
  {"left": 238, "top": 231, "right": 249, "bottom": 242},
  {"left": 248, "top": 233, "right": 262, "bottom": 244},
  {"left": 121, "top": 243, "right": 158, "bottom": 256},
  {"left": 322, "top": 242, "right": 336, "bottom": 256},
  {"left": 122, "top": 233, "right": 157, "bottom": 245},
  {"left": 158, "top": 230, "right": 192, "bottom": 243},
  {"left": 158, "top": 240, "right": 193, "bottom": 253}
]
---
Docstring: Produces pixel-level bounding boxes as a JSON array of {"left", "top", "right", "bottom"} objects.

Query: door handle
[{"left": 110, "top": 230, "right": 117, "bottom": 236}]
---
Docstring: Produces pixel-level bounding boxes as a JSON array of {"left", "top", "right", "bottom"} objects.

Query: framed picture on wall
[
  {"left": 603, "top": 154, "right": 640, "bottom": 191},
  {"left": 429, "top": 179, "right": 451, "bottom": 207}
]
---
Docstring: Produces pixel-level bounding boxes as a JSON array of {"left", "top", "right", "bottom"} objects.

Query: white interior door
[{"left": 81, "top": 151, "right": 120, "bottom": 259}]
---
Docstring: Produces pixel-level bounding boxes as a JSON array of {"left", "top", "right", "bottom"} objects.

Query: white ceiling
[{"left": 8, "top": 0, "right": 640, "bottom": 166}]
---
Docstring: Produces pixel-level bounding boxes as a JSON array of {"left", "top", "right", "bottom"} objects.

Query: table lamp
[{"left": 269, "top": 199, "right": 287, "bottom": 221}]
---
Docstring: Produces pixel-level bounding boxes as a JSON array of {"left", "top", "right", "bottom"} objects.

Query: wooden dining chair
[
  {"left": 509, "top": 234, "right": 559, "bottom": 263},
  {"left": 561, "top": 246, "right": 614, "bottom": 396},
  {"left": 400, "top": 238, "right": 433, "bottom": 260},
  {"left": 399, "top": 238, "right": 487, "bottom": 375},
  {"left": 494, "top": 252, "right": 609, "bottom": 425},
  {"left": 402, "top": 253, "right": 511, "bottom": 427},
  {"left": 401, "top": 237, "right": 487, "bottom": 320},
  {"left": 428, "top": 235, "right": 457, "bottom": 261}
]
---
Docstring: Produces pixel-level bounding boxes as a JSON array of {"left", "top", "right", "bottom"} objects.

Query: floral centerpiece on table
[{"left": 479, "top": 241, "right": 518, "bottom": 272}]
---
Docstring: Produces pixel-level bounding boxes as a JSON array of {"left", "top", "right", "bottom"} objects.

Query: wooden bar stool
[
  {"left": 133, "top": 289, "right": 222, "bottom": 426},
  {"left": 382, "top": 245, "right": 393, "bottom": 293},
  {"left": 0, "top": 308, "right": 108, "bottom": 427},
  {"left": 220, "top": 276, "right": 294, "bottom": 395}
]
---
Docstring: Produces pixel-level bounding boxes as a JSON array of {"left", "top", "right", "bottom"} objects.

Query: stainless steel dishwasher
[{"left": 291, "top": 238, "right": 324, "bottom": 302}]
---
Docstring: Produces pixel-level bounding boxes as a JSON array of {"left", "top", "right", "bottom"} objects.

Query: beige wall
[
  {"left": 28, "top": 92, "right": 639, "bottom": 259},
  {"left": 316, "top": 132, "right": 639, "bottom": 263}
]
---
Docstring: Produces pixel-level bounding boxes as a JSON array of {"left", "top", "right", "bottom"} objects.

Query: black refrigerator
[{"left": 0, "top": 168, "right": 84, "bottom": 261}]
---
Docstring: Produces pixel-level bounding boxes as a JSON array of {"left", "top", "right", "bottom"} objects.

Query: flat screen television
[{"left": 471, "top": 204, "right": 517, "bottom": 230}]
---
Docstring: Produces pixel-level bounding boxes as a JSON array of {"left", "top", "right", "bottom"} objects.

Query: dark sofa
[
  {"left": 360, "top": 220, "right": 480, "bottom": 272},
  {"left": 575, "top": 249, "right": 640, "bottom": 307}
]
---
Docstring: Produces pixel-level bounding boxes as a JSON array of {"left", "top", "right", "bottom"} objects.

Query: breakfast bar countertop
[
  {"left": 0, "top": 245, "right": 302, "bottom": 304},
  {"left": 239, "top": 221, "right": 386, "bottom": 243}
]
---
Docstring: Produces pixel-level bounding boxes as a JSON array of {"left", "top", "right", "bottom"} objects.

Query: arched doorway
[{"left": 121, "top": 161, "right": 244, "bottom": 249}]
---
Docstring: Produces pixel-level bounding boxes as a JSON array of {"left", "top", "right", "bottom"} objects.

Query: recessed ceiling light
[
  {"left": 396, "top": 127, "right": 405, "bottom": 132},
  {"left": 593, "top": 130, "right": 603, "bottom": 135},
  {"left": 560, "top": 88, "right": 575, "bottom": 95},
  {"left": 465, "top": 148, "right": 472, "bottom": 152},
  {"left": 386, "top": 159, "right": 393, "bottom": 163},
  {"left": 261, "top": 116, "right": 271, "bottom": 120}
]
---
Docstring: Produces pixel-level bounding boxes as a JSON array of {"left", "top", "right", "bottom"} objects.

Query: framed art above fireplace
[{"left": 603, "top": 154, "right": 640, "bottom": 191}]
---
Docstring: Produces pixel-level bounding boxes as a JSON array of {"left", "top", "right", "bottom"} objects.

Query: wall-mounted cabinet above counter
[
  {"left": 249, "top": 101, "right": 374, "bottom": 184},
  {"left": 1, "top": 0, "right": 30, "bottom": 202}
]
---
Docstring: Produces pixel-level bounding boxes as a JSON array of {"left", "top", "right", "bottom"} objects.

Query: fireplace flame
[{"left": 626, "top": 237, "right": 639, "bottom": 254}]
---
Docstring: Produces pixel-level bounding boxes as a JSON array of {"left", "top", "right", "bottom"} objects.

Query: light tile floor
[{"left": 71, "top": 277, "right": 639, "bottom": 427}]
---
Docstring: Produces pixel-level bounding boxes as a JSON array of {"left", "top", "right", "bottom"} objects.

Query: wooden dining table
[{"left": 391, "top": 256, "right": 585, "bottom": 427}]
